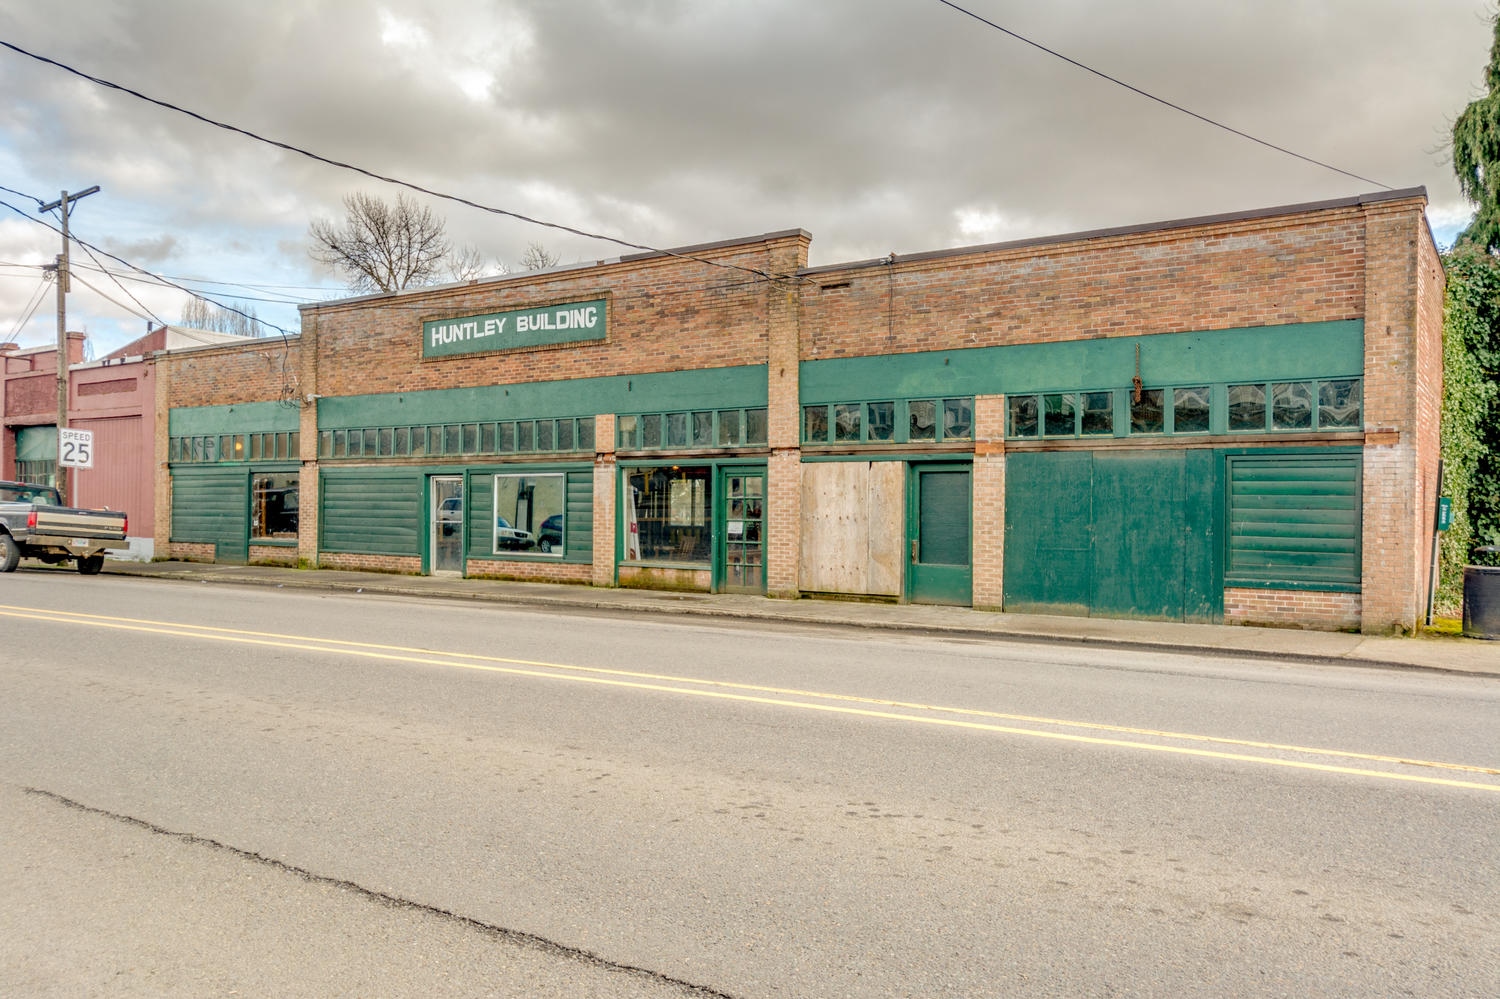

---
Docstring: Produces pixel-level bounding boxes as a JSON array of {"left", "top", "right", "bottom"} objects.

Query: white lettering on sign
[
  {"left": 516, "top": 306, "right": 599, "bottom": 334},
  {"left": 59, "top": 428, "right": 94, "bottom": 469},
  {"left": 428, "top": 317, "right": 508, "bottom": 347}
]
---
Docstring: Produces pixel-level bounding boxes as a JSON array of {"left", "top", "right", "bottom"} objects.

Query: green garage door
[{"left": 1004, "top": 450, "right": 1218, "bottom": 621}]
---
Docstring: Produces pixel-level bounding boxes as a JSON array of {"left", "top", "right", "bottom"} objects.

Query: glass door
[
  {"left": 719, "top": 468, "right": 765, "bottom": 593},
  {"left": 430, "top": 476, "right": 464, "bottom": 574}
]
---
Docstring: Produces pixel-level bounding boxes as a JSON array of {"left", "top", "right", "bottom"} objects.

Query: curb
[{"left": 89, "top": 563, "right": 1500, "bottom": 680}]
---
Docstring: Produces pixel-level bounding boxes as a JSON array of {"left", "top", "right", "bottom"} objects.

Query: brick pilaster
[
  {"left": 592, "top": 413, "right": 617, "bottom": 587},
  {"left": 765, "top": 241, "right": 807, "bottom": 597},
  {"left": 972, "top": 394, "right": 1006, "bottom": 610},
  {"left": 1359, "top": 198, "right": 1429, "bottom": 634},
  {"left": 151, "top": 356, "right": 172, "bottom": 558}
]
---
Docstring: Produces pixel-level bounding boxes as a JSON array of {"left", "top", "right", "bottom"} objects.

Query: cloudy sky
[{"left": 0, "top": 0, "right": 1493, "bottom": 355}]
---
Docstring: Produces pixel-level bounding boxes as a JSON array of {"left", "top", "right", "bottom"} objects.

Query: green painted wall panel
[
  {"left": 169, "top": 402, "right": 301, "bottom": 436},
  {"left": 170, "top": 466, "right": 248, "bottom": 553},
  {"left": 801, "top": 321, "right": 1363, "bottom": 403},
  {"left": 1090, "top": 451, "right": 1185, "bottom": 620},
  {"left": 1003, "top": 452, "right": 1095, "bottom": 615},
  {"left": 320, "top": 468, "right": 424, "bottom": 555},
  {"left": 1181, "top": 448, "right": 1220, "bottom": 622},
  {"left": 565, "top": 472, "right": 593, "bottom": 561},
  {"left": 319, "top": 365, "right": 768, "bottom": 430},
  {"left": 1224, "top": 454, "right": 1361, "bottom": 587}
]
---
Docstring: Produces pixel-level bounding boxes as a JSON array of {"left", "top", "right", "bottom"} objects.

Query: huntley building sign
[{"left": 422, "top": 298, "right": 607, "bottom": 358}]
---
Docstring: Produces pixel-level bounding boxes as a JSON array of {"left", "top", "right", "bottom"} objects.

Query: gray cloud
[{"left": 0, "top": 0, "right": 1490, "bottom": 351}]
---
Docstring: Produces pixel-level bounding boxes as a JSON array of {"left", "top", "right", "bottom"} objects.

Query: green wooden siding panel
[
  {"left": 1226, "top": 454, "right": 1361, "bottom": 587},
  {"left": 170, "top": 466, "right": 248, "bottom": 551},
  {"left": 1003, "top": 452, "right": 1095, "bottom": 615},
  {"left": 801, "top": 320, "right": 1362, "bottom": 403},
  {"left": 1090, "top": 451, "right": 1185, "bottom": 620},
  {"left": 321, "top": 469, "right": 424, "bottom": 555},
  {"left": 565, "top": 471, "right": 594, "bottom": 562},
  {"left": 1005, "top": 449, "right": 1220, "bottom": 621},
  {"left": 169, "top": 402, "right": 301, "bottom": 436},
  {"left": 319, "top": 365, "right": 768, "bottom": 430}
]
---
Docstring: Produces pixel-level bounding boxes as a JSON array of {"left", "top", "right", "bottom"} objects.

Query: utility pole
[{"left": 39, "top": 186, "right": 100, "bottom": 505}]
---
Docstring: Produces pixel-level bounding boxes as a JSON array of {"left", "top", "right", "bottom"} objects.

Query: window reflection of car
[
  {"left": 438, "top": 496, "right": 463, "bottom": 537},
  {"left": 495, "top": 516, "right": 535, "bottom": 550},
  {"left": 537, "top": 514, "right": 563, "bottom": 553}
]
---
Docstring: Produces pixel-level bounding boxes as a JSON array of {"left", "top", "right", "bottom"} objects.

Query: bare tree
[
  {"left": 517, "top": 242, "right": 560, "bottom": 271},
  {"left": 180, "top": 296, "right": 259, "bottom": 336},
  {"left": 309, "top": 192, "right": 451, "bottom": 293},
  {"left": 446, "top": 243, "right": 488, "bottom": 283}
]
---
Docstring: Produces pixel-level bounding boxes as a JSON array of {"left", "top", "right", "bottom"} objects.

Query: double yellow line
[{"left": 3, "top": 602, "right": 1497, "bottom": 794}]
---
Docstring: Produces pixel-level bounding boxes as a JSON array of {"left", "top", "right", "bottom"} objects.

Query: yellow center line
[{"left": 3, "top": 603, "right": 1497, "bottom": 793}]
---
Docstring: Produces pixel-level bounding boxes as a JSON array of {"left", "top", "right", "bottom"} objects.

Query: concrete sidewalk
[{"left": 74, "top": 558, "right": 1500, "bottom": 678}]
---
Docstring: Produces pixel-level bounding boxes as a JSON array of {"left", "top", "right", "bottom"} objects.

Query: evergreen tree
[{"left": 1454, "top": 17, "right": 1500, "bottom": 252}]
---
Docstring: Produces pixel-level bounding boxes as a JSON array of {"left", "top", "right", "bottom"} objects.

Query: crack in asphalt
[{"left": 24, "top": 786, "right": 740, "bottom": 999}]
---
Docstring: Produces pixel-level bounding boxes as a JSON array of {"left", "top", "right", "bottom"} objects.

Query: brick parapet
[
  {"left": 158, "top": 339, "right": 301, "bottom": 409},
  {"left": 304, "top": 234, "right": 810, "bottom": 399},
  {"left": 799, "top": 205, "right": 1382, "bottom": 362}
]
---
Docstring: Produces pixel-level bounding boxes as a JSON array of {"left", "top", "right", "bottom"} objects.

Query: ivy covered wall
[{"left": 1438, "top": 249, "right": 1500, "bottom": 612}]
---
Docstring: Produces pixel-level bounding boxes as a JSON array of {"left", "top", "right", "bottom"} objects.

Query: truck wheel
[
  {"left": 0, "top": 534, "right": 19, "bottom": 573},
  {"left": 77, "top": 554, "right": 104, "bottom": 575}
]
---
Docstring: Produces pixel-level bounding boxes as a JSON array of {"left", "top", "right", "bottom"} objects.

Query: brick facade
[{"left": 153, "top": 192, "right": 1442, "bottom": 633}]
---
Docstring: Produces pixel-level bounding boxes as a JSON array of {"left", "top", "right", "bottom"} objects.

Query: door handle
[{"left": 910, "top": 538, "right": 919, "bottom": 563}]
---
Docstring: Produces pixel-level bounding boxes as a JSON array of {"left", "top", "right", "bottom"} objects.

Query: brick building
[{"left": 153, "top": 188, "right": 1444, "bottom": 633}]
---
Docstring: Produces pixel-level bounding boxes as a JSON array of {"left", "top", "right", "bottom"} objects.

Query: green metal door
[
  {"left": 718, "top": 467, "right": 766, "bottom": 593},
  {"left": 1090, "top": 451, "right": 1185, "bottom": 619},
  {"left": 1003, "top": 452, "right": 1094, "bottom": 615},
  {"left": 1003, "top": 450, "right": 1219, "bottom": 621},
  {"left": 907, "top": 464, "right": 972, "bottom": 605}
]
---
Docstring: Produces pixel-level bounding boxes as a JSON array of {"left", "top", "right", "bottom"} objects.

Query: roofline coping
[
  {"left": 798, "top": 187, "right": 1430, "bottom": 277},
  {"left": 300, "top": 228, "right": 814, "bottom": 312}
]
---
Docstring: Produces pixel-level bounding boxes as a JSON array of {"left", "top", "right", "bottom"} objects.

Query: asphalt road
[{"left": 1, "top": 573, "right": 1497, "bottom": 997}]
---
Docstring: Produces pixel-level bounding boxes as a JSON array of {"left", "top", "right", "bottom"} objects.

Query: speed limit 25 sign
[{"left": 58, "top": 428, "right": 94, "bottom": 469}]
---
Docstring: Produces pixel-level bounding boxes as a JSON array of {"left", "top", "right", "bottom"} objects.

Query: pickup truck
[{"left": 0, "top": 480, "right": 128, "bottom": 575}]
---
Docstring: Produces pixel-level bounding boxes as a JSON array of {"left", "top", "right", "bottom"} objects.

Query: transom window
[
  {"left": 1006, "top": 379, "right": 1362, "bottom": 439},
  {"left": 170, "top": 431, "right": 299, "bottom": 464},
  {"left": 803, "top": 398, "right": 973, "bottom": 445},
  {"left": 316, "top": 417, "right": 594, "bottom": 460},
  {"left": 617, "top": 408, "right": 768, "bottom": 451}
]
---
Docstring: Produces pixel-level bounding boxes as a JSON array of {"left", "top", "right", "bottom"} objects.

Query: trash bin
[{"left": 1463, "top": 547, "right": 1500, "bottom": 640}]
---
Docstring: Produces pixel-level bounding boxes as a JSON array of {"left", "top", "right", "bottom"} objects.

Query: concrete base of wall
[{"left": 618, "top": 565, "right": 710, "bottom": 592}]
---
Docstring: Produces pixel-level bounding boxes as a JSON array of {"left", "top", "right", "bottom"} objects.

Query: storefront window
[
  {"left": 493, "top": 473, "right": 565, "bottom": 556},
  {"left": 1130, "top": 389, "right": 1164, "bottom": 434},
  {"left": 251, "top": 473, "right": 299, "bottom": 540},
  {"left": 623, "top": 466, "right": 711, "bottom": 564}
]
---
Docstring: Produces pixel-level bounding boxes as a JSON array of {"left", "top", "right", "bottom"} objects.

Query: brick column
[
  {"left": 766, "top": 277, "right": 803, "bottom": 599},
  {"left": 592, "top": 413, "right": 617, "bottom": 587},
  {"left": 972, "top": 394, "right": 1007, "bottom": 611},
  {"left": 1359, "top": 198, "right": 1429, "bottom": 634},
  {"left": 151, "top": 355, "right": 172, "bottom": 559},
  {"left": 297, "top": 314, "right": 320, "bottom": 567}
]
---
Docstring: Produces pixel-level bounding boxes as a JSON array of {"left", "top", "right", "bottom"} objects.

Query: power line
[
  {"left": 0, "top": 38, "right": 803, "bottom": 289},
  {"left": 0, "top": 183, "right": 44, "bottom": 208},
  {"left": 0, "top": 196, "right": 296, "bottom": 340},
  {"left": 933, "top": 0, "right": 1391, "bottom": 190},
  {"left": 4, "top": 270, "right": 53, "bottom": 343}
]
